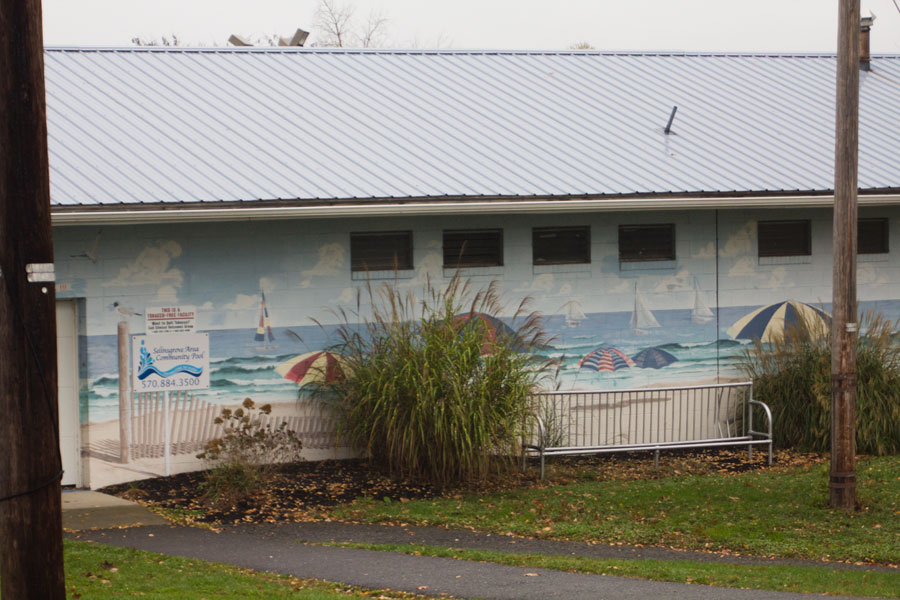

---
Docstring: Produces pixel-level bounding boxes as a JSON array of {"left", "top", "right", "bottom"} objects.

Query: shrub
[
  {"left": 197, "top": 398, "right": 303, "bottom": 506},
  {"left": 739, "top": 309, "right": 900, "bottom": 454},
  {"left": 327, "top": 274, "right": 554, "bottom": 486}
]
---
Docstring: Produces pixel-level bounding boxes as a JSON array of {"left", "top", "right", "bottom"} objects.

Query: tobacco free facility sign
[
  {"left": 145, "top": 305, "right": 197, "bottom": 334},
  {"left": 132, "top": 333, "right": 210, "bottom": 391}
]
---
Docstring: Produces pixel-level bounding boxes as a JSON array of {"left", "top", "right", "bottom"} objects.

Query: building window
[
  {"left": 533, "top": 227, "right": 590, "bottom": 265},
  {"left": 618, "top": 224, "right": 675, "bottom": 262},
  {"left": 859, "top": 218, "right": 889, "bottom": 254},
  {"left": 443, "top": 229, "right": 503, "bottom": 268},
  {"left": 350, "top": 231, "right": 413, "bottom": 271},
  {"left": 757, "top": 220, "right": 811, "bottom": 257}
]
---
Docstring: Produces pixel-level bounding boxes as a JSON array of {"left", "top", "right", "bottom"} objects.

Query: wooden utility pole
[
  {"left": 830, "top": 0, "right": 861, "bottom": 510},
  {"left": 0, "top": 0, "right": 67, "bottom": 597}
]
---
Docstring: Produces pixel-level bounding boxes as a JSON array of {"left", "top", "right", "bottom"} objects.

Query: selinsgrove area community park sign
[{"left": 132, "top": 333, "right": 210, "bottom": 392}]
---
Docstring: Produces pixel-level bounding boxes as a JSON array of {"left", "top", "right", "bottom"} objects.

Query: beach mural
[{"left": 51, "top": 208, "right": 899, "bottom": 487}]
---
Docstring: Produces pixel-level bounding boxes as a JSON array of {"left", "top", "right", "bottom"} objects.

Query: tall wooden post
[
  {"left": 830, "top": 0, "right": 860, "bottom": 510},
  {"left": 119, "top": 320, "right": 132, "bottom": 462},
  {"left": 0, "top": 0, "right": 67, "bottom": 597}
]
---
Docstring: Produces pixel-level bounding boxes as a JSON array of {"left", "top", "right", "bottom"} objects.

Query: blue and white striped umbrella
[{"left": 727, "top": 300, "right": 831, "bottom": 342}]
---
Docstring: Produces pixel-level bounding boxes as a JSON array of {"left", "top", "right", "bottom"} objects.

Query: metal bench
[{"left": 522, "top": 381, "right": 773, "bottom": 480}]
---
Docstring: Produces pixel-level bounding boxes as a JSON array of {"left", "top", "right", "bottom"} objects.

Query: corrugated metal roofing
[{"left": 43, "top": 47, "right": 900, "bottom": 207}]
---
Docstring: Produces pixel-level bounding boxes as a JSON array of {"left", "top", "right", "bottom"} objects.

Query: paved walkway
[
  {"left": 69, "top": 518, "right": 887, "bottom": 599},
  {"left": 61, "top": 489, "right": 168, "bottom": 530}
]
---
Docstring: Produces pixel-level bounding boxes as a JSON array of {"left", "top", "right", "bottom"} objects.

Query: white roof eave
[{"left": 50, "top": 193, "right": 900, "bottom": 226}]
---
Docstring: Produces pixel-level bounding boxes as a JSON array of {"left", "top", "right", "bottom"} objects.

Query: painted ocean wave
[
  {"left": 91, "top": 374, "right": 119, "bottom": 386},
  {"left": 213, "top": 364, "right": 283, "bottom": 377}
]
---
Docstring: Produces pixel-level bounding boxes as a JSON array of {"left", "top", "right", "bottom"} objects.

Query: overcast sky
[{"left": 42, "top": 0, "right": 900, "bottom": 53}]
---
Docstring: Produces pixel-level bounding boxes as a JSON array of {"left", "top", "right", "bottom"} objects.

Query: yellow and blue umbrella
[{"left": 727, "top": 300, "right": 831, "bottom": 342}]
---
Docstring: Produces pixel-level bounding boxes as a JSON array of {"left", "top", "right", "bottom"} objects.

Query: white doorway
[{"left": 56, "top": 300, "right": 81, "bottom": 487}]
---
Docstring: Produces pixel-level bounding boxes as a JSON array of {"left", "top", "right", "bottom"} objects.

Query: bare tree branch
[
  {"left": 360, "top": 9, "right": 389, "bottom": 48},
  {"left": 315, "top": 0, "right": 356, "bottom": 47}
]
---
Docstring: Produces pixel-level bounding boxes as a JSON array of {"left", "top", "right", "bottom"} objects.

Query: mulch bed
[
  {"left": 101, "top": 449, "right": 824, "bottom": 526},
  {"left": 102, "top": 458, "right": 440, "bottom": 525}
]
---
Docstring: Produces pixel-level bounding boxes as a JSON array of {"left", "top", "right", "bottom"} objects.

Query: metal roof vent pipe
[{"left": 860, "top": 15, "right": 875, "bottom": 71}]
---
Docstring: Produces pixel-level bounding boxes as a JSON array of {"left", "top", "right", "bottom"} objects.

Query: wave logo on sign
[{"left": 136, "top": 339, "right": 204, "bottom": 381}]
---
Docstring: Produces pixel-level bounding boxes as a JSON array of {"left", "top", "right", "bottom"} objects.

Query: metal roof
[{"left": 43, "top": 47, "right": 900, "bottom": 208}]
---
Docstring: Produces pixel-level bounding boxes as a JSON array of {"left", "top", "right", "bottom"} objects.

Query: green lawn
[
  {"left": 331, "top": 542, "right": 900, "bottom": 599},
  {"left": 331, "top": 455, "right": 900, "bottom": 564},
  {"left": 64, "top": 539, "right": 423, "bottom": 599}
]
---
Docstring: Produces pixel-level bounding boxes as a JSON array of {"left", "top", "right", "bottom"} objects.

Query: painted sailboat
[
  {"left": 254, "top": 291, "right": 278, "bottom": 351},
  {"left": 691, "top": 278, "right": 714, "bottom": 324},
  {"left": 631, "top": 282, "right": 660, "bottom": 335},
  {"left": 564, "top": 300, "right": 586, "bottom": 327}
]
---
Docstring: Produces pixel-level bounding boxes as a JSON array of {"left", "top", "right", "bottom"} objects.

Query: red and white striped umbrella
[
  {"left": 275, "top": 350, "right": 346, "bottom": 387},
  {"left": 578, "top": 347, "right": 635, "bottom": 372}
]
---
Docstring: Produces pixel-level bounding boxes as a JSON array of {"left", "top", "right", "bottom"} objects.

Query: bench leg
[
  {"left": 540, "top": 450, "right": 545, "bottom": 482},
  {"left": 654, "top": 449, "right": 660, "bottom": 468},
  {"left": 748, "top": 445, "right": 753, "bottom": 461}
]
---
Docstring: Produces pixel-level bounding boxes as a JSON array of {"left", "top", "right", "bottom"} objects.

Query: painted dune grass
[{"left": 332, "top": 456, "right": 900, "bottom": 565}]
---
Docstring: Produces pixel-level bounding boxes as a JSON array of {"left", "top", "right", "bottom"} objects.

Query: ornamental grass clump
[
  {"left": 197, "top": 398, "right": 304, "bottom": 507},
  {"left": 326, "top": 275, "right": 553, "bottom": 487},
  {"left": 739, "top": 309, "right": 900, "bottom": 454}
]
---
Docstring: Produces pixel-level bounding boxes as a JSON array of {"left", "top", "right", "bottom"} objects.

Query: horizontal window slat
[
  {"left": 859, "top": 218, "right": 889, "bottom": 254},
  {"left": 758, "top": 220, "right": 810, "bottom": 257},
  {"left": 533, "top": 226, "right": 590, "bottom": 265},
  {"left": 618, "top": 224, "right": 675, "bottom": 262},
  {"left": 444, "top": 229, "right": 503, "bottom": 267},
  {"left": 351, "top": 231, "right": 413, "bottom": 271}
]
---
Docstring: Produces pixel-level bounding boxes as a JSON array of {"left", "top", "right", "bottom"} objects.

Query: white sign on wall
[
  {"left": 145, "top": 305, "right": 197, "bottom": 334},
  {"left": 132, "top": 333, "right": 210, "bottom": 391}
]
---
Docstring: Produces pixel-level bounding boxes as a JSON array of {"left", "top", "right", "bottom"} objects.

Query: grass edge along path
[
  {"left": 329, "top": 542, "right": 900, "bottom": 599},
  {"left": 64, "top": 538, "right": 431, "bottom": 599},
  {"left": 331, "top": 456, "right": 900, "bottom": 565}
]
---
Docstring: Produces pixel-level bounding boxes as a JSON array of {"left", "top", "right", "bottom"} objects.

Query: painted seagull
[{"left": 112, "top": 302, "right": 142, "bottom": 318}]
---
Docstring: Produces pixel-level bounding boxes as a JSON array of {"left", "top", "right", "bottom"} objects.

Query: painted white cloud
[
  {"left": 303, "top": 243, "right": 345, "bottom": 277},
  {"left": 103, "top": 241, "right": 183, "bottom": 288},
  {"left": 761, "top": 267, "right": 792, "bottom": 289},
  {"left": 224, "top": 293, "right": 259, "bottom": 311},
  {"left": 728, "top": 257, "right": 757, "bottom": 277},
  {"left": 154, "top": 285, "right": 179, "bottom": 304},
  {"left": 336, "top": 287, "right": 355, "bottom": 304},
  {"left": 259, "top": 276, "right": 276, "bottom": 293},
  {"left": 398, "top": 251, "right": 443, "bottom": 289},
  {"left": 720, "top": 221, "right": 755, "bottom": 258},
  {"left": 558, "top": 283, "right": 573, "bottom": 296},
  {"left": 694, "top": 242, "right": 716, "bottom": 259},
  {"left": 858, "top": 263, "right": 887, "bottom": 285},
  {"left": 199, "top": 301, "right": 214, "bottom": 310},
  {"left": 608, "top": 279, "right": 631, "bottom": 294},
  {"left": 514, "top": 273, "right": 554, "bottom": 293},
  {"left": 654, "top": 269, "right": 692, "bottom": 292}
]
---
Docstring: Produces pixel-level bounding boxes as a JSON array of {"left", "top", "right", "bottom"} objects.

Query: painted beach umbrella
[
  {"left": 579, "top": 347, "right": 636, "bottom": 372},
  {"left": 276, "top": 350, "right": 346, "bottom": 387},
  {"left": 631, "top": 347, "right": 679, "bottom": 369},
  {"left": 727, "top": 300, "right": 831, "bottom": 343},
  {"left": 453, "top": 312, "right": 519, "bottom": 345}
]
